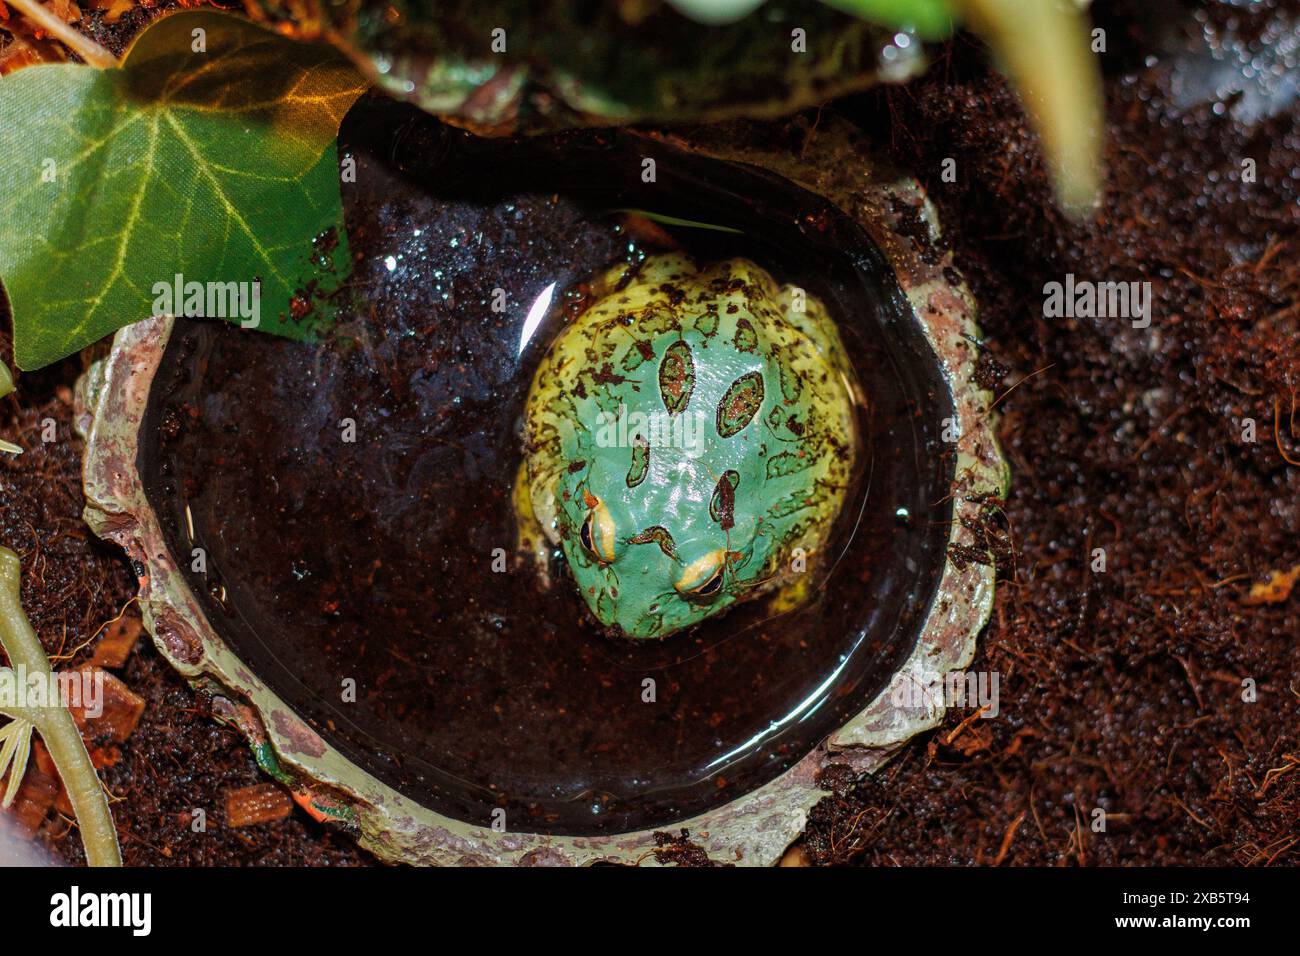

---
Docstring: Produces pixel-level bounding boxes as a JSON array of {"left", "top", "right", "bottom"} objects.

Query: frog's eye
[
  {"left": 694, "top": 567, "right": 725, "bottom": 597},
  {"left": 675, "top": 549, "right": 727, "bottom": 599},
  {"left": 579, "top": 497, "right": 617, "bottom": 564}
]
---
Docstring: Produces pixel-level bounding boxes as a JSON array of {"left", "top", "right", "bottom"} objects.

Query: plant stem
[
  {"left": 0, "top": 547, "right": 121, "bottom": 867},
  {"left": 0, "top": 363, "right": 19, "bottom": 455},
  {"left": 956, "top": 0, "right": 1103, "bottom": 219},
  {"left": 5, "top": 0, "right": 118, "bottom": 68}
]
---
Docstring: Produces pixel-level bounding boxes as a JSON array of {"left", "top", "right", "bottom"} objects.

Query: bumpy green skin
[{"left": 521, "top": 254, "right": 858, "bottom": 640}]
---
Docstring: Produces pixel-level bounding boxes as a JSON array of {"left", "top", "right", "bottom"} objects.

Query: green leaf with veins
[{"left": 0, "top": 10, "right": 367, "bottom": 370}]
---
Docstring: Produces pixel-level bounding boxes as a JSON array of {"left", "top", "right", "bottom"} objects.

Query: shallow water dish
[{"left": 78, "top": 114, "right": 1007, "bottom": 865}]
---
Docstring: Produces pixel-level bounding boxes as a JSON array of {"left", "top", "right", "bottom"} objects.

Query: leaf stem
[
  {"left": 955, "top": 0, "right": 1103, "bottom": 218},
  {"left": 1, "top": 362, "right": 22, "bottom": 456},
  {"left": 0, "top": 548, "right": 122, "bottom": 867},
  {"left": 5, "top": 0, "right": 118, "bottom": 69}
]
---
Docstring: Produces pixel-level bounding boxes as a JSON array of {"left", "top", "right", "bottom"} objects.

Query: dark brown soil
[
  {"left": 802, "top": 0, "right": 1300, "bottom": 866},
  {"left": 2, "top": 0, "right": 1297, "bottom": 865}
]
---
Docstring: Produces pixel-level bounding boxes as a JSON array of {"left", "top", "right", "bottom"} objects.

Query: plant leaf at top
[
  {"left": 264, "top": 0, "right": 932, "bottom": 133},
  {"left": 0, "top": 10, "right": 368, "bottom": 369},
  {"left": 819, "top": 0, "right": 956, "bottom": 38}
]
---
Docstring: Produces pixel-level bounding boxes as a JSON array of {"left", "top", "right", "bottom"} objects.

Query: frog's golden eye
[
  {"left": 694, "top": 567, "right": 725, "bottom": 597},
  {"left": 579, "top": 497, "right": 617, "bottom": 564},
  {"left": 675, "top": 549, "right": 726, "bottom": 598}
]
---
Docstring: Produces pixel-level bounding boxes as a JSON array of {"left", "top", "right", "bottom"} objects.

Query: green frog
[{"left": 517, "top": 253, "right": 860, "bottom": 640}]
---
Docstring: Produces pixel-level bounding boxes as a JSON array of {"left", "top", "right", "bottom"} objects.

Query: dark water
[{"left": 139, "top": 98, "right": 955, "bottom": 835}]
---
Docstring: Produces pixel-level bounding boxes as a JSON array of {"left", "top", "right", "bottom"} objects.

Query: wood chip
[
  {"left": 7, "top": 762, "right": 58, "bottom": 833},
  {"left": 778, "top": 843, "right": 808, "bottom": 867},
  {"left": 31, "top": 741, "right": 73, "bottom": 818},
  {"left": 47, "top": 0, "right": 82, "bottom": 23},
  {"left": 225, "top": 783, "right": 294, "bottom": 828},
  {"left": 5, "top": 671, "right": 143, "bottom": 832},
  {"left": 1242, "top": 564, "right": 1300, "bottom": 605},
  {"left": 64, "top": 665, "right": 145, "bottom": 743},
  {"left": 84, "top": 0, "right": 135, "bottom": 22},
  {"left": 90, "top": 610, "right": 143, "bottom": 668}
]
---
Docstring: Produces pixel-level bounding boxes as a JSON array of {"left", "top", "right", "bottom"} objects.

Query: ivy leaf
[{"left": 0, "top": 10, "right": 367, "bottom": 370}]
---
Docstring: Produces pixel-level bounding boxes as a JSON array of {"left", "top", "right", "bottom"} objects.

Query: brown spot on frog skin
[
  {"left": 591, "top": 363, "right": 626, "bottom": 386},
  {"left": 658, "top": 341, "right": 696, "bottom": 415},
  {"left": 733, "top": 317, "right": 759, "bottom": 353},
  {"left": 628, "top": 525, "right": 678, "bottom": 558},
  {"left": 710, "top": 470, "right": 740, "bottom": 531}
]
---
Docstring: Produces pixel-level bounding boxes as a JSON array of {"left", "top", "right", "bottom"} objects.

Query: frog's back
[{"left": 522, "top": 253, "right": 860, "bottom": 639}]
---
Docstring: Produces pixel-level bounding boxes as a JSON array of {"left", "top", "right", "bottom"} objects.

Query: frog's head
[
  {"left": 524, "top": 254, "right": 856, "bottom": 641},
  {"left": 555, "top": 333, "right": 782, "bottom": 639}
]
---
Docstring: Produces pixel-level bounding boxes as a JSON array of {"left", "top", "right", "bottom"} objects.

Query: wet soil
[
  {"left": 2, "top": 0, "right": 1297, "bottom": 864},
  {"left": 802, "top": 0, "right": 1299, "bottom": 866}
]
